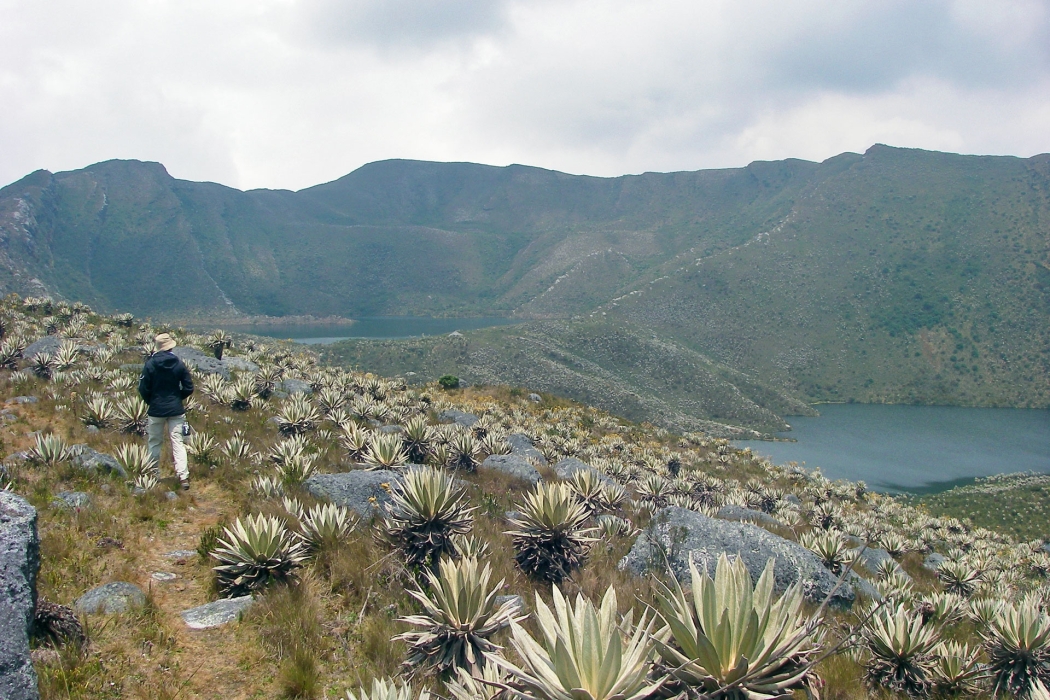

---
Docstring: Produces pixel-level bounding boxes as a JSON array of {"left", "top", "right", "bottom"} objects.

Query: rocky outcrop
[
  {"left": 620, "top": 506, "right": 854, "bottom": 608},
  {"left": 23, "top": 336, "right": 61, "bottom": 360},
  {"left": 303, "top": 470, "right": 398, "bottom": 518},
  {"left": 0, "top": 491, "right": 40, "bottom": 700},
  {"left": 481, "top": 454, "right": 541, "bottom": 484}
]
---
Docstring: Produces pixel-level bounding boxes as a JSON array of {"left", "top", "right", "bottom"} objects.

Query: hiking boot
[{"left": 180, "top": 479, "right": 190, "bottom": 491}]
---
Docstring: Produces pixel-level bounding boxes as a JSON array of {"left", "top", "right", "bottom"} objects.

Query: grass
[{"left": 912, "top": 473, "right": 1050, "bottom": 541}]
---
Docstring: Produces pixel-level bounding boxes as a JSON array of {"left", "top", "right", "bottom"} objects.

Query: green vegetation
[
  {"left": 4, "top": 294, "right": 1050, "bottom": 699},
  {"left": 914, "top": 474, "right": 1050, "bottom": 541}
]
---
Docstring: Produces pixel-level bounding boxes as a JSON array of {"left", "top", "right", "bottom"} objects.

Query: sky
[{"left": 2, "top": 0, "right": 1049, "bottom": 191}]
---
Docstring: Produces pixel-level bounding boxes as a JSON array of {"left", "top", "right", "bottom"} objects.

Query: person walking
[{"left": 138, "top": 333, "right": 195, "bottom": 490}]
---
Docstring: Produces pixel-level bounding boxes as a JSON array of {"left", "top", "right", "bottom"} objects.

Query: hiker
[{"left": 138, "top": 333, "right": 195, "bottom": 490}]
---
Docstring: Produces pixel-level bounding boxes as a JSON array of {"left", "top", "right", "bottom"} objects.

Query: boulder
[
  {"left": 716, "top": 505, "right": 784, "bottom": 528},
  {"left": 527, "top": 393, "right": 542, "bottom": 402},
  {"left": 0, "top": 491, "right": 40, "bottom": 700},
  {"left": 70, "top": 446, "right": 127, "bottom": 478},
  {"left": 276, "top": 379, "right": 313, "bottom": 395},
  {"left": 51, "top": 492, "right": 91, "bottom": 511},
  {"left": 619, "top": 507, "right": 855, "bottom": 608},
  {"left": 6, "top": 396, "right": 37, "bottom": 405},
  {"left": 554, "top": 457, "right": 610, "bottom": 484},
  {"left": 303, "top": 470, "right": 398, "bottom": 518},
  {"left": 494, "top": 594, "right": 525, "bottom": 612},
  {"left": 506, "top": 434, "right": 544, "bottom": 462},
  {"left": 438, "top": 409, "right": 478, "bottom": 427},
  {"left": 221, "top": 356, "right": 259, "bottom": 373},
  {"left": 848, "top": 547, "right": 902, "bottom": 577},
  {"left": 923, "top": 553, "right": 947, "bottom": 572},
  {"left": 481, "top": 455, "right": 541, "bottom": 484},
  {"left": 181, "top": 596, "right": 253, "bottom": 629},
  {"left": 74, "top": 582, "right": 146, "bottom": 614},
  {"left": 23, "top": 336, "right": 61, "bottom": 360},
  {"left": 173, "top": 346, "right": 230, "bottom": 380}
]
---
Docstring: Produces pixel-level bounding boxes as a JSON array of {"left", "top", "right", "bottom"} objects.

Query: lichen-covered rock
[
  {"left": 481, "top": 454, "right": 541, "bottom": 484},
  {"left": 172, "top": 346, "right": 230, "bottom": 380},
  {"left": 438, "top": 409, "right": 478, "bottom": 427},
  {"left": 923, "top": 553, "right": 947, "bottom": 572},
  {"left": 221, "top": 356, "right": 259, "bottom": 373},
  {"left": 0, "top": 491, "right": 40, "bottom": 700},
  {"left": 303, "top": 470, "right": 398, "bottom": 518},
  {"left": 51, "top": 492, "right": 91, "bottom": 511},
  {"left": 620, "top": 506, "right": 854, "bottom": 608},
  {"left": 70, "top": 446, "right": 127, "bottom": 478},
  {"left": 554, "top": 457, "right": 610, "bottom": 484},
  {"left": 23, "top": 336, "right": 61, "bottom": 360},
  {"left": 276, "top": 379, "right": 313, "bottom": 395},
  {"left": 716, "top": 504, "right": 784, "bottom": 528},
  {"left": 181, "top": 596, "right": 253, "bottom": 629},
  {"left": 506, "top": 434, "right": 544, "bottom": 462},
  {"left": 74, "top": 582, "right": 145, "bottom": 614}
]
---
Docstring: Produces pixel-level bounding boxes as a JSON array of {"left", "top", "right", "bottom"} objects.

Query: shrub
[{"left": 438, "top": 375, "right": 459, "bottom": 390}]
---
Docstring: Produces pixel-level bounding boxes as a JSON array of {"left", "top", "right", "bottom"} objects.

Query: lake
[
  {"left": 736, "top": 403, "right": 1050, "bottom": 494},
  {"left": 229, "top": 317, "right": 518, "bottom": 344}
]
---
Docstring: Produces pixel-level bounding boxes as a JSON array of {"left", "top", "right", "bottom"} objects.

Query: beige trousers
[{"left": 147, "top": 415, "right": 189, "bottom": 482}]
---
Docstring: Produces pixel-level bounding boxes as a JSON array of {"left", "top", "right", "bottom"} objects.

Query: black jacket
[{"left": 138, "top": 351, "right": 194, "bottom": 417}]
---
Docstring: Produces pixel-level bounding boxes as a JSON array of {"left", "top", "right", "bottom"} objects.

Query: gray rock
[
  {"left": 527, "top": 393, "right": 542, "bottom": 402},
  {"left": 848, "top": 572, "right": 883, "bottom": 601},
  {"left": 0, "top": 491, "right": 40, "bottom": 700},
  {"left": 277, "top": 379, "right": 313, "bottom": 395},
  {"left": 620, "top": 507, "right": 854, "bottom": 608},
  {"left": 23, "top": 335, "right": 61, "bottom": 360},
  {"left": 85, "top": 425, "right": 99, "bottom": 434},
  {"left": 151, "top": 572, "right": 177, "bottom": 582},
  {"left": 181, "top": 595, "right": 254, "bottom": 629},
  {"left": 438, "top": 409, "right": 478, "bottom": 427},
  {"left": 378, "top": 425, "right": 404, "bottom": 435},
  {"left": 506, "top": 433, "right": 544, "bottom": 462},
  {"left": 173, "top": 346, "right": 230, "bottom": 379},
  {"left": 495, "top": 594, "right": 525, "bottom": 612},
  {"left": 554, "top": 457, "right": 610, "bottom": 484},
  {"left": 0, "top": 410, "right": 17, "bottom": 423},
  {"left": 783, "top": 494, "right": 802, "bottom": 506},
  {"left": 923, "top": 553, "right": 947, "bottom": 572},
  {"left": 303, "top": 470, "right": 398, "bottom": 517},
  {"left": 716, "top": 504, "right": 784, "bottom": 528},
  {"left": 52, "top": 491, "right": 91, "bottom": 511},
  {"left": 481, "top": 454, "right": 541, "bottom": 484},
  {"left": 70, "top": 446, "right": 126, "bottom": 478},
  {"left": 848, "top": 547, "right": 900, "bottom": 576},
  {"left": 222, "top": 356, "right": 259, "bottom": 373},
  {"left": 5, "top": 396, "right": 37, "bottom": 405},
  {"left": 164, "top": 491, "right": 178, "bottom": 501},
  {"left": 164, "top": 550, "right": 198, "bottom": 560},
  {"left": 74, "top": 582, "right": 146, "bottom": 614}
]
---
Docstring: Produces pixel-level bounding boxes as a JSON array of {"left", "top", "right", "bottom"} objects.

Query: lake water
[
  {"left": 736, "top": 403, "right": 1050, "bottom": 494},
  {"left": 229, "top": 317, "right": 518, "bottom": 344}
]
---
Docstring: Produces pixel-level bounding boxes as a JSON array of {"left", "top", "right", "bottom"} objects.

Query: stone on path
[
  {"left": 303, "top": 470, "right": 399, "bottom": 517},
  {"left": 0, "top": 491, "right": 40, "bottom": 700},
  {"left": 481, "top": 454, "right": 541, "bottom": 484},
  {"left": 164, "top": 550, "right": 198, "bottom": 560},
  {"left": 620, "top": 506, "right": 855, "bottom": 608},
  {"left": 75, "top": 582, "right": 146, "bottom": 614},
  {"left": 181, "top": 596, "right": 254, "bottom": 630},
  {"left": 152, "top": 572, "right": 177, "bottom": 582}
]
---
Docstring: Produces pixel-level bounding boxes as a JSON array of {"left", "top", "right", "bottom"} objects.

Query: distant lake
[
  {"left": 229, "top": 317, "right": 518, "bottom": 344},
  {"left": 736, "top": 403, "right": 1050, "bottom": 494}
]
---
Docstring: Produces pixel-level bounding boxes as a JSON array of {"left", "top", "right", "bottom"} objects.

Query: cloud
[{"left": 0, "top": 0, "right": 1047, "bottom": 190}]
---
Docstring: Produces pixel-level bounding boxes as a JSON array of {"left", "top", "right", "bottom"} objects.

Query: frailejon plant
[
  {"left": 396, "top": 556, "right": 525, "bottom": 677},
  {"left": 377, "top": 466, "right": 475, "bottom": 570},
  {"left": 364, "top": 432, "right": 409, "bottom": 470},
  {"left": 298, "top": 503, "right": 357, "bottom": 553},
  {"left": 507, "top": 482, "right": 595, "bottom": 584},
  {"left": 495, "top": 585, "right": 663, "bottom": 700},
  {"left": 343, "top": 677, "right": 430, "bottom": 700},
  {"left": 862, "top": 603, "right": 939, "bottom": 696},
  {"left": 652, "top": 554, "right": 822, "bottom": 700},
  {"left": 211, "top": 513, "right": 308, "bottom": 597},
  {"left": 985, "top": 600, "right": 1050, "bottom": 700}
]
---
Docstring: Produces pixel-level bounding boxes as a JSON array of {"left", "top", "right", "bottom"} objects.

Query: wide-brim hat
[{"left": 155, "top": 333, "right": 176, "bottom": 351}]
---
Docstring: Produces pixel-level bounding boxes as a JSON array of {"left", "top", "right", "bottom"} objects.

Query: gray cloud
[{"left": 0, "top": 0, "right": 1046, "bottom": 190}]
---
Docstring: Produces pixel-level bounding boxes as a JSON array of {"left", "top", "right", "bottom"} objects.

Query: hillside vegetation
[
  {"left": 1, "top": 145, "right": 1048, "bottom": 431},
  {"left": 5, "top": 295, "right": 1050, "bottom": 699}
]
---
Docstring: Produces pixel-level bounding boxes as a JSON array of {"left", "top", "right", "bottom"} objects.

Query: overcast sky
[{"left": 2, "top": 0, "right": 1048, "bottom": 191}]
